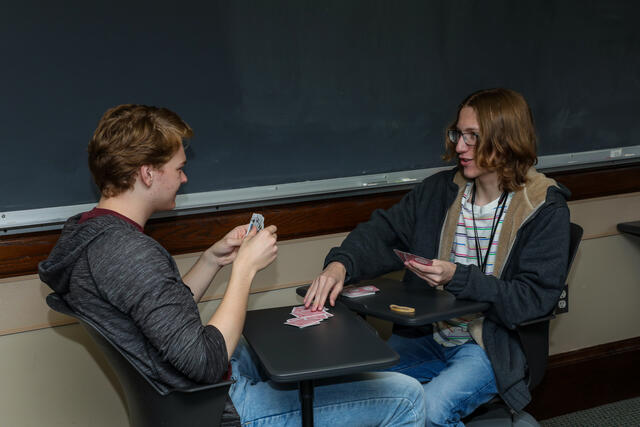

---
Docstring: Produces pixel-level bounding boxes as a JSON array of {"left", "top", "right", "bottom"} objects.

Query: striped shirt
[{"left": 433, "top": 182, "right": 513, "bottom": 347}]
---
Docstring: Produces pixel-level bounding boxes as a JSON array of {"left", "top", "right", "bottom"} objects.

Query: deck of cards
[
  {"left": 245, "top": 213, "right": 264, "bottom": 236},
  {"left": 393, "top": 249, "right": 433, "bottom": 266},
  {"left": 341, "top": 284, "right": 380, "bottom": 298},
  {"left": 285, "top": 305, "right": 333, "bottom": 328}
]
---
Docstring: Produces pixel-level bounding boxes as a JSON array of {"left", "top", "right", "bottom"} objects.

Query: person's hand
[
  {"left": 405, "top": 259, "right": 456, "bottom": 288},
  {"left": 303, "top": 262, "right": 346, "bottom": 311},
  {"left": 205, "top": 224, "right": 249, "bottom": 267},
  {"left": 234, "top": 225, "right": 278, "bottom": 275}
]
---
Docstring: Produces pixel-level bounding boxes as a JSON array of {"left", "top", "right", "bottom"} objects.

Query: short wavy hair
[
  {"left": 88, "top": 104, "right": 193, "bottom": 197},
  {"left": 443, "top": 88, "right": 537, "bottom": 192}
]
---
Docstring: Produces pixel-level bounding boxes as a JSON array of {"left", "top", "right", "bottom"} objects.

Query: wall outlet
[{"left": 555, "top": 285, "right": 569, "bottom": 314}]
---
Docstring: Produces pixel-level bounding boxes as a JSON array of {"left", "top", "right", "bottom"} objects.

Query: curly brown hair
[
  {"left": 88, "top": 104, "right": 193, "bottom": 197},
  {"left": 443, "top": 88, "right": 537, "bottom": 192}
]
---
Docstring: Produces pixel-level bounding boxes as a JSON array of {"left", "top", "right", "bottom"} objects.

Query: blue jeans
[
  {"left": 229, "top": 339, "right": 426, "bottom": 426},
  {"left": 386, "top": 333, "right": 498, "bottom": 427}
]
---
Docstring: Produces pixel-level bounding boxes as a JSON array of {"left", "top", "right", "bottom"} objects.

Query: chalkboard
[{"left": 1, "top": 0, "right": 639, "bottom": 214}]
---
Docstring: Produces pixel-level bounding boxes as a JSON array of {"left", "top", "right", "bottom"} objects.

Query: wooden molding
[
  {"left": 2, "top": 162, "right": 639, "bottom": 279},
  {"left": 527, "top": 336, "right": 640, "bottom": 419},
  {"left": 546, "top": 162, "right": 640, "bottom": 201}
]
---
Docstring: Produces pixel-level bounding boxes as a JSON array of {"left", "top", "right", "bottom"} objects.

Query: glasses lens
[
  {"left": 465, "top": 133, "right": 477, "bottom": 146},
  {"left": 447, "top": 129, "right": 459, "bottom": 143}
]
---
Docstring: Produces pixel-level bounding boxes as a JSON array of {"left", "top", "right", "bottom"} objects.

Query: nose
[
  {"left": 455, "top": 135, "right": 468, "bottom": 153},
  {"left": 181, "top": 171, "right": 188, "bottom": 184}
]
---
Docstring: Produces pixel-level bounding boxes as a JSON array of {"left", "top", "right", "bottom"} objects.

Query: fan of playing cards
[
  {"left": 393, "top": 249, "right": 433, "bottom": 266},
  {"left": 245, "top": 213, "right": 264, "bottom": 236},
  {"left": 285, "top": 306, "right": 333, "bottom": 328}
]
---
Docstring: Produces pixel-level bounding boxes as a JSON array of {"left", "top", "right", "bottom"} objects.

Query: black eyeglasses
[{"left": 447, "top": 129, "right": 479, "bottom": 147}]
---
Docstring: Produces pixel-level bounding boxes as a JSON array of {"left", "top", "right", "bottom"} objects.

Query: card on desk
[
  {"left": 341, "top": 284, "right": 380, "bottom": 298},
  {"left": 285, "top": 305, "right": 333, "bottom": 328}
]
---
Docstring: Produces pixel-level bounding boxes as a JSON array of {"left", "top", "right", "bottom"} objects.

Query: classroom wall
[{"left": 1, "top": 192, "right": 639, "bottom": 426}]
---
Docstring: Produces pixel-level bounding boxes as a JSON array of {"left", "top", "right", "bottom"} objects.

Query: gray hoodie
[{"left": 39, "top": 213, "right": 229, "bottom": 391}]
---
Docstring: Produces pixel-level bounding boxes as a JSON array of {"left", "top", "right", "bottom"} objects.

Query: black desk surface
[
  {"left": 243, "top": 302, "right": 399, "bottom": 383},
  {"left": 617, "top": 221, "right": 640, "bottom": 237},
  {"left": 297, "top": 277, "right": 489, "bottom": 327}
]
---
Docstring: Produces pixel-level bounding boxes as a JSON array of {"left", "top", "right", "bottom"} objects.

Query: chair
[
  {"left": 466, "top": 222, "right": 583, "bottom": 426},
  {"left": 46, "top": 293, "right": 236, "bottom": 427}
]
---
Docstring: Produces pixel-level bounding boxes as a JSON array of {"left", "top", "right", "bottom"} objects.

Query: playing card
[
  {"left": 393, "top": 249, "right": 433, "bottom": 266},
  {"left": 285, "top": 317, "right": 322, "bottom": 328},
  {"left": 285, "top": 305, "right": 333, "bottom": 328},
  {"left": 245, "top": 213, "right": 265, "bottom": 236},
  {"left": 291, "top": 306, "right": 332, "bottom": 318},
  {"left": 341, "top": 285, "right": 379, "bottom": 298},
  {"left": 299, "top": 313, "right": 331, "bottom": 321},
  {"left": 393, "top": 249, "right": 408, "bottom": 262}
]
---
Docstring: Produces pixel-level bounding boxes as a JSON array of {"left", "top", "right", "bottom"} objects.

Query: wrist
[
  {"left": 202, "top": 249, "right": 223, "bottom": 268},
  {"left": 328, "top": 261, "right": 346, "bottom": 276},
  {"left": 231, "top": 257, "right": 257, "bottom": 281}
]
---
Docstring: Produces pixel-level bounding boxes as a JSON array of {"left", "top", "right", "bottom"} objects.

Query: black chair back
[
  {"left": 46, "top": 293, "right": 234, "bottom": 427},
  {"left": 467, "top": 222, "right": 584, "bottom": 426},
  {"left": 519, "top": 222, "right": 583, "bottom": 390}
]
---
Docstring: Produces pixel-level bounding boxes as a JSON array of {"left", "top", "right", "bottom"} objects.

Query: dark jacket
[{"left": 326, "top": 167, "right": 571, "bottom": 411}]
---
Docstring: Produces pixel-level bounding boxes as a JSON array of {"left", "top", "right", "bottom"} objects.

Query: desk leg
[{"left": 299, "top": 380, "right": 314, "bottom": 427}]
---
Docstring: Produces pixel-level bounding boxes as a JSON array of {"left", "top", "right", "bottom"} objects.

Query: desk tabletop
[
  {"left": 243, "top": 302, "right": 398, "bottom": 383},
  {"left": 617, "top": 221, "right": 640, "bottom": 237},
  {"left": 297, "top": 277, "right": 489, "bottom": 326}
]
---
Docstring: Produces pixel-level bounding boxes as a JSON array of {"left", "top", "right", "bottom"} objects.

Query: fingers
[
  {"left": 243, "top": 226, "right": 258, "bottom": 240},
  {"left": 225, "top": 236, "right": 244, "bottom": 247},
  {"left": 303, "top": 278, "right": 320, "bottom": 308},
  {"left": 313, "top": 281, "right": 331, "bottom": 311},
  {"left": 406, "top": 261, "right": 439, "bottom": 288},
  {"left": 328, "top": 282, "right": 344, "bottom": 306},
  {"left": 303, "top": 274, "right": 339, "bottom": 311}
]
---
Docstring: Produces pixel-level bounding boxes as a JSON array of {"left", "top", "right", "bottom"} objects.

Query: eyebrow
[{"left": 456, "top": 126, "right": 479, "bottom": 132}]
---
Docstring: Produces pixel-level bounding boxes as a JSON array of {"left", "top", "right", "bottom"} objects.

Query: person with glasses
[{"left": 304, "top": 88, "right": 571, "bottom": 426}]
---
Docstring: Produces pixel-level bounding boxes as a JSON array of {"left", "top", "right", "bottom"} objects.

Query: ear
[{"left": 139, "top": 165, "right": 154, "bottom": 187}]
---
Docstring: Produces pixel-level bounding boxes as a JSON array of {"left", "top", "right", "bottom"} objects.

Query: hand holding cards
[
  {"left": 245, "top": 213, "right": 264, "bottom": 236},
  {"left": 393, "top": 249, "right": 433, "bottom": 266}
]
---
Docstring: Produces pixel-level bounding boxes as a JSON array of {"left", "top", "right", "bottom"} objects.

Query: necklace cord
[{"left": 471, "top": 184, "right": 508, "bottom": 273}]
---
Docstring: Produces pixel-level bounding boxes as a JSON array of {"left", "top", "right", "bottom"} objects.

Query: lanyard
[{"left": 471, "top": 185, "right": 508, "bottom": 273}]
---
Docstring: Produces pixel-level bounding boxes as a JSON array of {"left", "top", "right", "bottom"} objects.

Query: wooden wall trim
[
  {"left": 527, "top": 336, "right": 640, "bottom": 420},
  {"left": 2, "top": 162, "right": 639, "bottom": 279}
]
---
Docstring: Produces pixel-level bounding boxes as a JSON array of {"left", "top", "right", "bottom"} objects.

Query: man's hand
[
  {"left": 204, "top": 224, "right": 248, "bottom": 267},
  {"left": 303, "top": 262, "right": 347, "bottom": 311},
  {"left": 405, "top": 259, "right": 456, "bottom": 288},
  {"left": 234, "top": 225, "right": 278, "bottom": 276}
]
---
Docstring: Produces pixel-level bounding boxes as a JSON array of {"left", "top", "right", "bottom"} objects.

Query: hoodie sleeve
[
  {"left": 325, "top": 183, "right": 420, "bottom": 284},
  {"left": 87, "top": 232, "right": 229, "bottom": 384}
]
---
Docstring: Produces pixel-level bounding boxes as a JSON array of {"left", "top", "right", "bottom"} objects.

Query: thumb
[
  {"left": 243, "top": 227, "right": 258, "bottom": 241},
  {"left": 226, "top": 237, "right": 244, "bottom": 247}
]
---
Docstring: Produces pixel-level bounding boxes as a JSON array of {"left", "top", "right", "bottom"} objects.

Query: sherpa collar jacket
[{"left": 325, "top": 167, "right": 571, "bottom": 411}]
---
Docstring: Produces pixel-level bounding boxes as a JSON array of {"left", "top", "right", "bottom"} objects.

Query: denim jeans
[
  {"left": 386, "top": 333, "right": 498, "bottom": 427},
  {"left": 229, "top": 339, "right": 426, "bottom": 426}
]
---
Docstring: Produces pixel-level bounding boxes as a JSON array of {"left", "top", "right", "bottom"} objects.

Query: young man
[
  {"left": 304, "top": 89, "right": 571, "bottom": 426},
  {"left": 39, "top": 104, "right": 426, "bottom": 426}
]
